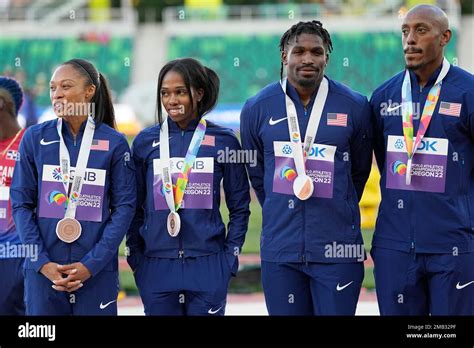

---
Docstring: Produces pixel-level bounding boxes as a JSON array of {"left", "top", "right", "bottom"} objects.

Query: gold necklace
[{"left": 0, "top": 129, "right": 23, "bottom": 159}]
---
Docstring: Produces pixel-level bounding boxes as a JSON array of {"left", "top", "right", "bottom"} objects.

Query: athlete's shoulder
[
  {"left": 96, "top": 122, "right": 127, "bottom": 140},
  {"left": 444, "top": 65, "right": 474, "bottom": 95},
  {"left": 23, "top": 119, "right": 56, "bottom": 141},
  {"left": 134, "top": 124, "right": 159, "bottom": 143},
  {"left": 206, "top": 121, "right": 239, "bottom": 143},
  {"left": 244, "top": 81, "right": 283, "bottom": 109},
  {"left": 370, "top": 70, "right": 405, "bottom": 101},
  {"left": 327, "top": 77, "right": 368, "bottom": 107},
  {"left": 95, "top": 123, "right": 131, "bottom": 152},
  {"left": 131, "top": 124, "right": 159, "bottom": 155},
  {"left": 207, "top": 120, "right": 232, "bottom": 134},
  {"left": 30, "top": 119, "right": 57, "bottom": 134}
]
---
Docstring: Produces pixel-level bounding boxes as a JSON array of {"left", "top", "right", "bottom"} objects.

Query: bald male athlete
[{"left": 370, "top": 5, "right": 474, "bottom": 315}]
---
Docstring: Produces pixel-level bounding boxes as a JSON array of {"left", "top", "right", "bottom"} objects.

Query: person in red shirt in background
[{"left": 0, "top": 76, "right": 26, "bottom": 315}]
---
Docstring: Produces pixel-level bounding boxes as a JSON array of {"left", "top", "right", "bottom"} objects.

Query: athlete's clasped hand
[{"left": 40, "top": 262, "right": 91, "bottom": 292}]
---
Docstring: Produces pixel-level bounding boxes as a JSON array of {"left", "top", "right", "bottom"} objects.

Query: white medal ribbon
[
  {"left": 159, "top": 118, "right": 181, "bottom": 237},
  {"left": 159, "top": 117, "right": 176, "bottom": 215},
  {"left": 406, "top": 158, "right": 413, "bottom": 186},
  {"left": 281, "top": 77, "right": 329, "bottom": 200},
  {"left": 56, "top": 116, "right": 95, "bottom": 220}
]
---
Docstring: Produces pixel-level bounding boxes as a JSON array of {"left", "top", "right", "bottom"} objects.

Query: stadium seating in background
[
  {"left": 0, "top": 37, "right": 133, "bottom": 106},
  {"left": 168, "top": 31, "right": 457, "bottom": 103}
]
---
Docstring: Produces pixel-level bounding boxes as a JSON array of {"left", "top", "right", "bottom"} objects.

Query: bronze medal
[
  {"left": 56, "top": 217, "right": 82, "bottom": 243},
  {"left": 167, "top": 211, "right": 181, "bottom": 237}
]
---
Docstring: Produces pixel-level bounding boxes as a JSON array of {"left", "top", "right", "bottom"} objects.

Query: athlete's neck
[
  {"left": 413, "top": 55, "right": 444, "bottom": 89},
  {"left": 0, "top": 113, "right": 21, "bottom": 141},
  {"left": 63, "top": 115, "right": 88, "bottom": 139},
  {"left": 293, "top": 77, "right": 322, "bottom": 108},
  {"left": 176, "top": 114, "right": 198, "bottom": 130}
]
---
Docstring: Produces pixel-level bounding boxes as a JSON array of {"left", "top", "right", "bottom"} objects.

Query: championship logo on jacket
[
  {"left": 38, "top": 165, "right": 106, "bottom": 222},
  {"left": 272, "top": 141, "right": 336, "bottom": 198},
  {"left": 153, "top": 157, "right": 214, "bottom": 210},
  {"left": 386, "top": 135, "right": 448, "bottom": 193}
]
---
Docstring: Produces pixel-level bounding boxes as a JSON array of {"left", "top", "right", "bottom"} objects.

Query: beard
[
  {"left": 405, "top": 62, "right": 424, "bottom": 71},
  {"left": 297, "top": 76, "right": 318, "bottom": 88},
  {"left": 405, "top": 54, "right": 435, "bottom": 71}
]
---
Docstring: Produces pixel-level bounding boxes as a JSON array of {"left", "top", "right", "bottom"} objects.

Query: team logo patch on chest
[
  {"left": 386, "top": 136, "right": 448, "bottom": 193},
  {"left": 272, "top": 141, "right": 336, "bottom": 198},
  {"left": 152, "top": 157, "right": 214, "bottom": 210},
  {"left": 38, "top": 165, "right": 106, "bottom": 222}
]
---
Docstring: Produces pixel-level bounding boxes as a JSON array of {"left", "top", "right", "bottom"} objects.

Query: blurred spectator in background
[{"left": 14, "top": 70, "right": 38, "bottom": 127}]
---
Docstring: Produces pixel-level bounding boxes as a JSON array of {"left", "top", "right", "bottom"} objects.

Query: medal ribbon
[
  {"left": 57, "top": 116, "right": 95, "bottom": 219},
  {"left": 281, "top": 77, "right": 328, "bottom": 177},
  {"left": 160, "top": 117, "right": 207, "bottom": 212},
  {"left": 401, "top": 58, "right": 450, "bottom": 185}
]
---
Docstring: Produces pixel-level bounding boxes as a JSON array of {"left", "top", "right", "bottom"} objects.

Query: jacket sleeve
[
  {"left": 126, "top": 134, "right": 146, "bottom": 271},
  {"left": 350, "top": 98, "right": 374, "bottom": 201},
  {"left": 240, "top": 101, "right": 266, "bottom": 206},
  {"left": 369, "top": 94, "right": 386, "bottom": 173},
  {"left": 470, "top": 110, "right": 474, "bottom": 141},
  {"left": 10, "top": 128, "right": 51, "bottom": 272},
  {"left": 222, "top": 133, "right": 251, "bottom": 276},
  {"left": 81, "top": 136, "right": 137, "bottom": 276},
  {"left": 460, "top": 90, "right": 474, "bottom": 141}
]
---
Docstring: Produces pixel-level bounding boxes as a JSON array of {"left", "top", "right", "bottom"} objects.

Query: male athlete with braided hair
[
  {"left": 278, "top": 20, "right": 334, "bottom": 81},
  {"left": 241, "top": 20, "right": 373, "bottom": 315}
]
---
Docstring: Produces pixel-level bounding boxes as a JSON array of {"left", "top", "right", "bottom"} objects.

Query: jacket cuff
[
  {"left": 225, "top": 251, "right": 239, "bottom": 277},
  {"left": 33, "top": 253, "right": 51, "bottom": 273},
  {"left": 81, "top": 256, "right": 102, "bottom": 277},
  {"left": 126, "top": 252, "right": 144, "bottom": 272}
]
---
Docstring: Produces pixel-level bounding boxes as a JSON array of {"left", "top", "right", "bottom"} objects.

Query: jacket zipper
[
  {"left": 302, "top": 202, "right": 307, "bottom": 265},
  {"left": 410, "top": 191, "right": 416, "bottom": 260}
]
